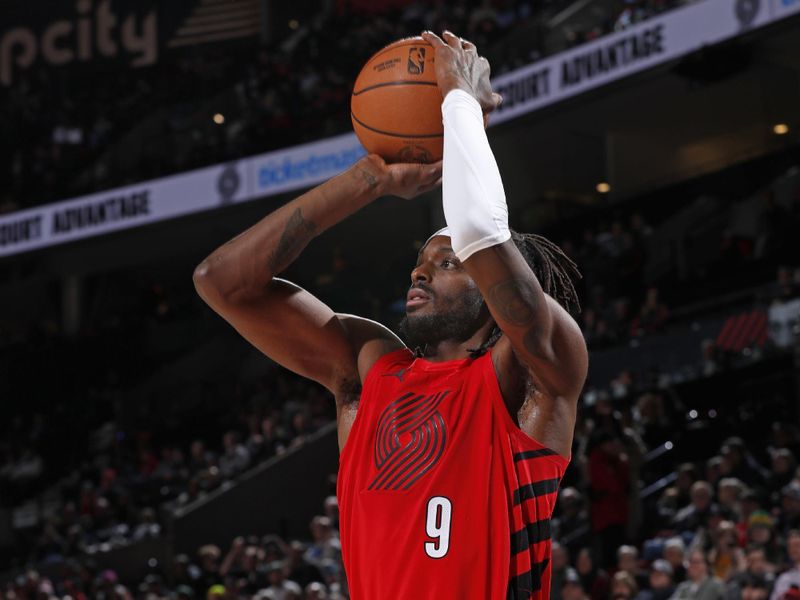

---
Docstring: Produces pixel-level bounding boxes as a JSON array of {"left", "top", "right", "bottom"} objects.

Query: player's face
[{"left": 398, "top": 236, "right": 489, "bottom": 348}]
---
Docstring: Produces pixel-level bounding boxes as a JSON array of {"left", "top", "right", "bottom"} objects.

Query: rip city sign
[{"left": 0, "top": 0, "right": 157, "bottom": 86}]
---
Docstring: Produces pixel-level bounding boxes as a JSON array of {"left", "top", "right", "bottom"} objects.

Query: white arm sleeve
[{"left": 441, "top": 89, "right": 511, "bottom": 262}]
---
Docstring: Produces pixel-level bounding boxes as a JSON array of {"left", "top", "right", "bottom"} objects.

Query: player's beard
[{"left": 398, "top": 287, "right": 489, "bottom": 354}]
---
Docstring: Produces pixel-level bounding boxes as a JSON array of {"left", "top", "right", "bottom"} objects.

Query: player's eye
[{"left": 441, "top": 259, "right": 455, "bottom": 268}]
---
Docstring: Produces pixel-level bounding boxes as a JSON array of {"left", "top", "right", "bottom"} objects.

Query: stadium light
[
  {"left": 596, "top": 182, "right": 611, "bottom": 193},
  {"left": 213, "top": 113, "right": 225, "bottom": 125},
  {"left": 773, "top": 123, "right": 789, "bottom": 135}
]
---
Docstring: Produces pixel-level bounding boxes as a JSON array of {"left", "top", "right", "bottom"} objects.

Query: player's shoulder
[{"left": 336, "top": 313, "right": 407, "bottom": 384}]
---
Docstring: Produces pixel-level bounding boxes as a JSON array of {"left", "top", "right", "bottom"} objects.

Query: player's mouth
[{"left": 406, "top": 288, "right": 431, "bottom": 309}]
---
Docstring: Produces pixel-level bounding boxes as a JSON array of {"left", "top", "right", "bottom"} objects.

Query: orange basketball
[{"left": 351, "top": 37, "right": 443, "bottom": 164}]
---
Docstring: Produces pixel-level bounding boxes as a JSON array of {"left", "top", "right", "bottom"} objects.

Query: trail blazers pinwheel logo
[{"left": 368, "top": 390, "right": 449, "bottom": 491}]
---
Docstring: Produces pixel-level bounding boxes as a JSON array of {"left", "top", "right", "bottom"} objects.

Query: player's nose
[{"left": 410, "top": 263, "right": 431, "bottom": 284}]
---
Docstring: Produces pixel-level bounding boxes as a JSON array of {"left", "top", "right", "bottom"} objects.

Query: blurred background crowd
[
  {"left": 0, "top": 0, "right": 692, "bottom": 213},
  {"left": 2, "top": 0, "right": 800, "bottom": 598}
]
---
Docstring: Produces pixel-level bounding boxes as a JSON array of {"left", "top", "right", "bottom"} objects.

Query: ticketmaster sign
[{"left": 1, "top": 0, "right": 798, "bottom": 257}]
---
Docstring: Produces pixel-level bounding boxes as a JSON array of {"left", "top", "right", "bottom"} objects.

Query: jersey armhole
[
  {"left": 338, "top": 347, "right": 412, "bottom": 465},
  {"left": 484, "top": 348, "right": 571, "bottom": 474}
]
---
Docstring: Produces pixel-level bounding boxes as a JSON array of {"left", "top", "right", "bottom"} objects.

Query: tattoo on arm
[
  {"left": 487, "top": 279, "right": 538, "bottom": 326},
  {"left": 267, "top": 208, "right": 317, "bottom": 274},
  {"left": 357, "top": 167, "right": 379, "bottom": 190},
  {"left": 488, "top": 278, "right": 549, "bottom": 357}
]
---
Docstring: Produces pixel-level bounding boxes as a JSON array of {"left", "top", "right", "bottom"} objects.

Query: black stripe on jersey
[
  {"left": 513, "top": 448, "right": 558, "bottom": 462},
  {"left": 507, "top": 558, "right": 549, "bottom": 600},
  {"left": 512, "top": 478, "right": 560, "bottom": 505},
  {"left": 510, "top": 519, "right": 552, "bottom": 555}
]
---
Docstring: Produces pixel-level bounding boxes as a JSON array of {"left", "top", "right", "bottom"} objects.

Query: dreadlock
[{"left": 465, "top": 229, "right": 582, "bottom": 359}]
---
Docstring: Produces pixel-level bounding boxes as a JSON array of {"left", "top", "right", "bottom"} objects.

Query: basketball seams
[
  {"left": 352, "top": 80, "right": 439, "bottom": 96},
  {"left": 351, "top": 113, "right": 443, "bottom": 139}
]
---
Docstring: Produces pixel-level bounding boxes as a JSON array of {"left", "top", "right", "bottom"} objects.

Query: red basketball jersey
[{"left": 337, "top": 347, "right": 569, "bottom": 599}]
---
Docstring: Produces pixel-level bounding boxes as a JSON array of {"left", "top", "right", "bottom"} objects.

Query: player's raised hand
[
  {"left": 421, "top": 30, "right": 502, "bottom": 115},
  {"left": 357, "top": 154, "right": 442, "bottom": 200}
]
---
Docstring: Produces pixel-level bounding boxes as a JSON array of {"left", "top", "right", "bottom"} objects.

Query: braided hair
[{"left": 465, "top": 229, "right": 582, "bottom": 359}]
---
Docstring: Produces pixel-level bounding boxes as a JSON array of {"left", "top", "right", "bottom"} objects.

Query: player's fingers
[
  {"left": 417, "top": 177, "right": 443, "bottom": 195},
  {"left": 421, "top": 31, "right": 446, "bottom": 49},
  {"left": 492, "top": 92, "right": 503, "bottom": 108},
  {"left": 426, "top": 160, "right": 443, "bottom": 180},
  {"left": 460, "top": 37, "right": 477, "bottom": 53},
  {"left": 442, "top": 30, "right": 462, "bottom": 51}
]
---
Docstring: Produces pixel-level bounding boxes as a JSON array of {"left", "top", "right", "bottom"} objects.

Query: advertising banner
[
  {"left": 0, "top": 0, "right": 260, "bottom": 87},
  {"left": 490, "top": 0, "right": 780, "bottom": 124},
  {"left": 0, "top": 135, "right": 367, "bottom": 258}
]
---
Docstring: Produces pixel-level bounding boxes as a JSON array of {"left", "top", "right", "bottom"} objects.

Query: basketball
[{"left": 351, "top": 37, "right": 443, "bottom": 164}]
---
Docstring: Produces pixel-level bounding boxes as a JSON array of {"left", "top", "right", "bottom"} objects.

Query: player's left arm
[
  {"left": 466, "top": 247, "right": 587, "bottom": 457},
  {"left": 422, "top": 30, "right": 588, "bottom": 457}
]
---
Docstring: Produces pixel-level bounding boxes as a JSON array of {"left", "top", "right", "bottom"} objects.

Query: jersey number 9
[{"left": 424, "top": 496, "right": 452, "bottom": 559}]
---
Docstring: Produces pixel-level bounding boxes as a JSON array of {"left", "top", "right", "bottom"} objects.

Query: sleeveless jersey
[{"left": 337, "top": 347, "right": 569, "bottom": 599}]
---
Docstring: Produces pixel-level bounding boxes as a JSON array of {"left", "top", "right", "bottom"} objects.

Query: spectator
[
  {"left": 673, "top": 481, "right": 716, "bottom": 533},
  {"left": 778, "top": 485, "right": 800, "bottom": 537},
  {"left": 635, "top": 559, "right": 676, "bottom": 600},
  {"left": 564, "top": 567, "right": 591, "bottom": 600},
  {"left": 589, "top": 432, "right": 631, "bottom": 567},
  {"left": 198, "top": 544, "right": 222, "bottom": 591},
  {"left": 618, "top": 545, "right": 648, "bottom": 589},
  {"left": 304, "top": 516, "right": 341, "bottom": 568},
  {"left": 555, "top": 487, "right": 591, "bottom": 558},
  {"left": 720, "top": 438, "right": 767, "bottom": 488},
  {"left": 219, "top": 432, "right": 251, "bottom": 479},
  {"left": 770, "top": 531, "right": 800, "bottom": 600},
  {"left": 576, "top": 547, "right": 611, "bottom": 600},
  {"left": 740, "top": 574, "right": 773, "bottom": 600},
  {"left": 676, "top": 464, "right": 702, "bottom": 508},
  {"left": 728, "top": 546, "right": 776, "bottom": 600},
  {"left": 768, "top": 452, "right": 799, "bottom": 498},
  {"left": 262, "top": 561, "right": 301, "bottom": 600},
  {"left": 718, "top": 478, "right": 746, "bottom": 516},
  {"left": 614, "top": 571, "right": 640, "bottom": 600},
  {"left": 305, "top": 581, "right": 329, "bottom": 599},
  {"left": 664, "top": 537, "right": 688, "bottom": 584},
  {"left": 553, "top": 542, "right": 571, "bottom": 600},
  {"left": 747, "top": 512, "right": 783, "bottom": 566},
  {"left": 630, "top": 287, "right": 669, "bottom": 337},
  {"left": 323, "top": 496, "right": 339, "bottom": 530},
  {"left": 286, "top": 540, "right": 324, "bottom": 588},
  {"left": 670, "top": 549, "right": 725, "bottom": 600},
  {"left": 708, "top": 520, "right": 743, "bottom": 582}
]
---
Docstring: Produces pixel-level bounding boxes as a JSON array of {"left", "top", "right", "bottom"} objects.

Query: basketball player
[{"left": 194, "top": 30, "right": 588, "bottom": 600}]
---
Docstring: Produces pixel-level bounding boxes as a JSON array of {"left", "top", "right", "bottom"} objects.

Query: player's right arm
[{"left": 193, "top": 154, "right": 441, "bottom": 444}]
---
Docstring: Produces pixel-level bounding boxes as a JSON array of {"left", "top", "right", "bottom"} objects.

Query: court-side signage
[
  {"left": 771, "top": 0, "right": 800, "bottom": 18},
  {"left": 491, "top": 0, "right": 785, "bottom": 124},
  {"left": 253, "top": 134, "right": 366, "bottom": 196},
  {"left": 1, "top": 0, "right": 797, "bottom": 257},
  {"left": 0, "top": 134, "right": 364, "bottom": 257}
]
